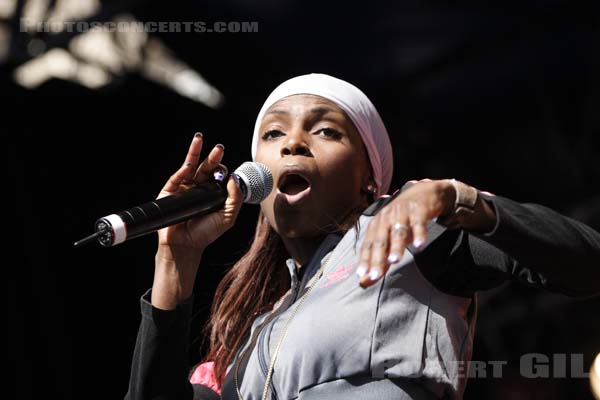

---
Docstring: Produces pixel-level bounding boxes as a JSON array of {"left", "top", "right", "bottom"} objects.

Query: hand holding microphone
[
  {"left": 74, "top": 133, "right": 272, "bottom": 251},
  {"left": 73, "top": 133, "right": 272, "bottom": 309},
  {"left": 152, "top": 134, "right": 244, "bottom": 307},
  {"left": 153, "top": 133, "right": 245, "bottom": 254}
]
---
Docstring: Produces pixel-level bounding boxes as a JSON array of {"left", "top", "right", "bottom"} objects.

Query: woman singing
[{"left": 125, "top": 73, "right": 600, "bottom": 400}]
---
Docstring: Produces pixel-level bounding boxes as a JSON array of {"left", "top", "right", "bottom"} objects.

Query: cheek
[
  {"left": 255, "top": 145, "right": 277, "bottom": 170},
  {"left": 318, "top": 150, "right": 365, "bottom": 190}
]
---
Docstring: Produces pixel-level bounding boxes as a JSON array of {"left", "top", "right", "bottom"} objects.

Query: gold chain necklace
[{"left": 235, "top": 252, "right": 334, "bottom": 400}]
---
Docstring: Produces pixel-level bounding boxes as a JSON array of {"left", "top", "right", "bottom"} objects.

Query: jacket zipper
[
  {"left": 257, "top": 327, "right": 279, "bottom": 400},
  {"left": 256, "top": 284, "right": 300, "bottom": 399},
  {"left": 257, "top": 325, "right": 270, "bottom": 378},
  {"left": 256, "top": 268, "right": 311, "bottom": 378}
]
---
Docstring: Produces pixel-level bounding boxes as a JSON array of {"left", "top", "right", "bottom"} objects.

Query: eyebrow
[{"left": 265, "top": 106, "right": 342, "bottom": 117}]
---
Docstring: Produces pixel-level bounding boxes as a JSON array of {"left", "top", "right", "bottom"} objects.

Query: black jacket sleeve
[
  {"left": 414, "top": 193, "right": 600, "bottom": 298},
  {"left": 124, "top": 289, "right": 220, "bottom": 400}
]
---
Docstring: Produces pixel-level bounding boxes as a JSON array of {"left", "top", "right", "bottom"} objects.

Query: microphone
[{"left": 73, "top": 162, "right": 272, "bottom": 248}]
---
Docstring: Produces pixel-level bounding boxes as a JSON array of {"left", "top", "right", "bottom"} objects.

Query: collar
[{"left": 285, "top": 232, "right": 344, "bottom": 292}]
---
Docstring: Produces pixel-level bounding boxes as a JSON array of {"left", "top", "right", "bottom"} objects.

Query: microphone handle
[{"left": 95, "top": 180, "right": 228, "bottom": 247}]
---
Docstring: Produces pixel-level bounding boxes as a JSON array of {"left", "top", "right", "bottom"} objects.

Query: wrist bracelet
[{"left": 438, "top": 179, "right": 478, "bottom": 229}]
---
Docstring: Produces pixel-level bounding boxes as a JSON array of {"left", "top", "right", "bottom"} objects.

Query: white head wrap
[{"left": 251, "top": 73, "right": 394, "bottom": 197}]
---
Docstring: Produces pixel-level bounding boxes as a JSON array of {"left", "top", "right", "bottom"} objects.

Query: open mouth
[
  {"left": 278, "top": 173, "right": 311, "bottom": 195},
  {"left": 276, "top": 172, "right": 312, "bottom": 205}
]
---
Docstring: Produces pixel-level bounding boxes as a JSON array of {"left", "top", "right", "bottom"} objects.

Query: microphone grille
[{"left": 233, "top": 162, "right": 273, "bottom": 204}]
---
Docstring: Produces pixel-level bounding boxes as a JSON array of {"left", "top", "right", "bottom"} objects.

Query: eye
[
  {"left": 261, "top": 129, "right": 284, "bottom": 140},
  {"left": 316, "top": 128, "right": 342, "bottom": 139}
]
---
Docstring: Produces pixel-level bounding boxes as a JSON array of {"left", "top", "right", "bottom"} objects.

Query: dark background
[{"left": 6, "top": 0, "right": 600, "bottom": 399}]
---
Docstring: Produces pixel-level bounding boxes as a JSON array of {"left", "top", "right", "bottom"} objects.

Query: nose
[{"left": 280, "top": 130, "right": 311, "bottom": 157}]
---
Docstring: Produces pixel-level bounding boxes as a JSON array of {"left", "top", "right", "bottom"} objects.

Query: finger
[
  {"left": 357, "top": 216, "right": 379, "bottom": 282},
  {"left": 160, "top": 132, "right": 203, "bottom": 194},
  {"left": 193, "top": 144, "right": 225, "bottom": 183},
  {"left": 182, "top": 132, "right": 204, "bottom": 169},
  {"left": 408, "top": 202, "right": 428, "bottom": 248},
  {"left": 222, "top": 175, "right": 244, "bottom": 225},
  {"left": 387, "top": 213, "right": 410, "bottom": 265},
  {"left": 188, "top": 175, "right": 244, "bottom": 241},
  {"left": 226, "top": 173, "right": 244, "bottom": 204},
  {"left": 360, "top": 236, "right": 390, "bottom": 288},
  {"left": 387, "top": 202, "right": 412, "bottom": 262},
  {"left": 410, "top": 218, "right": 427, "bottom": 249},
  {"left": 359, "top": 212, "right": 391, "bottom": 288}
]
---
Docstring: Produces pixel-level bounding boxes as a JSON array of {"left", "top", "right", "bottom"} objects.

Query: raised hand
[
  {"left": 152, "top": 132, "right": 244, "bottom": 309},
  {"left": 356, "top": 179, "right": 456, "bottom": 288},
  {"left": 156, "top": 132, "right": 243, "bottom": 252}
]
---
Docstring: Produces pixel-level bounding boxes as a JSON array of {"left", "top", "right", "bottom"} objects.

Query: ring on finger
[{"left": 391, "top": 222, "right": 408, "bottom": 236}]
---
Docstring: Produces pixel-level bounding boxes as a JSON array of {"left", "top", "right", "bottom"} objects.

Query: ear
[
  {"left": 361, "top": 178, "right": 378, "bottom": 196},
  {"left": 360, "top": 177, "right": 378, "bottom": 206}
]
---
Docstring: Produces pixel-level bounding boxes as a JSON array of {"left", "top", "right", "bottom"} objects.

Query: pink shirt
[{"left": 189, "top": 361, "right": 221, "bottom": 395}]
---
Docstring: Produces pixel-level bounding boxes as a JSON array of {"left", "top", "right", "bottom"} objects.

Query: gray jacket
[{"left": 226, "top": 215, "right": 474, "bottom": 400}]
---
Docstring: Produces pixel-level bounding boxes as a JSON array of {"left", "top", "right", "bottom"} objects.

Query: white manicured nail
[
  {"left": 356, "top": 265, "right": 367, "bottom": 277},
  {"left": 368, "top": 269, "right": 381, "bottom": 281},
  {"left": 387, "top": 253, "right": 400, "bottom": 264}
]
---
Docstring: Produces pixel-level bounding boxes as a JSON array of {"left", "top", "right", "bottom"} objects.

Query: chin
[
  {"left": 263, "top": 204, "right": 320, "bottom": 238},
  {"left": 273, "top": 213, "right": 319, "bottom": 238},
  {"left": 262, "top": 194, "right": 360, "bottom": 238},
  {"left": 278, "top": 211, "right": 351, "bottom": 239}
]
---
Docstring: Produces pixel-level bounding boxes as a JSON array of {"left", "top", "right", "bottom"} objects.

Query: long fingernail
[
  {"left": 195, "top": 132, "right": 203, "bottom": 138},
  {"left": 413, "top": 238, "right": 424, "bottom": 248},
  {"left": 368, "top": 268, "right": 381, "bottom": 281},
  {"left": 356, "top": 265, "right": 367, "bottom": 277},
  {"left": 387, "top": 253, "right": 400, "bottom": 264},
  {"left": 216, "top": 143, "right": 225, "bottom": 150}
]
